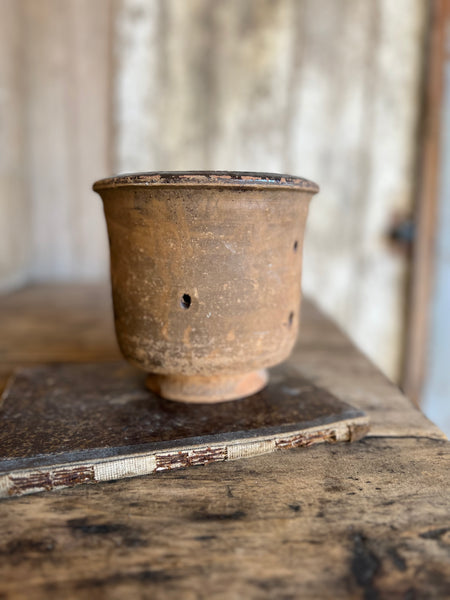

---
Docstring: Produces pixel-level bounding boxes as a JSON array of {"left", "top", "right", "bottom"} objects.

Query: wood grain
[
  {"left": 22, "top": 0, "right": 112, "bottom": 280},
  {"left": 404, "top": 0, "right": 449, "bottom": 406},
  {"left": 0, "top": 284, "right": 447, "bottom": 598},
  {"left": 0, "top": 438, "right": 448, "bottom": 599},
  {"left": 0, "top": 0, "right": 28, "bottom": 292}
]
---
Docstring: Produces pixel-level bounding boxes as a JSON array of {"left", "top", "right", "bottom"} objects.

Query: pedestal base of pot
[{"left": 145, "top": 370, "right": 269, "bottom": 403}]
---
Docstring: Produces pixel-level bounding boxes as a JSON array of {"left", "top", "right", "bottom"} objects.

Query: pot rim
[{"left": 93, "top": 170, "right": 319, "bottom": 193}]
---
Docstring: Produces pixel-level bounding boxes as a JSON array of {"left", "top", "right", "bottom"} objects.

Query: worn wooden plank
[
  {"left": 113, "top": 0, "right": 161, "bottom": 171},
  {"left": 293, "top": 0, "right": 426, "bottom": 381},
  {"left": 0, "top": 437, "right": 448, "bottom": 599},
  {"left": 22, "top": 0, "right": 112, "bottom": 279},
  {"left": 404, "top": 0, "right": 446, "bottom": 405},
  {"left": 0, "top": 0, "right": 29, "bottom": 292},
  {"left": 417, "top": 0, "right": 450, "bottom": 437},
  {"left": 291, "top": 304, "right": 445, "bottom": 440}
]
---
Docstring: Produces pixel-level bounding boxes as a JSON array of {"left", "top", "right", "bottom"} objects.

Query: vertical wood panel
[
  {"left": 422, "top": 0, "right": 450, "bottom": 434},
  {"left": 113, "top": 0, "right": 161, "bottom": 171},
  {"left": 23, "top": 0, "right": 111, "bottom": 280},
  {"left": 0, "top": 0, "right": 29, "bottom": 292},
  {"left": 404, "top": 0, "right": 445, "bottom": 404},
  {"left": 114, "top": 0, "right": 425, "bottom": 380},
  {"left": 344, "top": 0, "right": 426, "bottom": 378},
  {"left": 286, "top": 0, "right": 378, "bottom": 352}
]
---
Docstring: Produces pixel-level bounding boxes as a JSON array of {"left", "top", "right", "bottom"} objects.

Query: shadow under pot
[{"left": 93, "top": 171, "right": 319, "bottom": 403}]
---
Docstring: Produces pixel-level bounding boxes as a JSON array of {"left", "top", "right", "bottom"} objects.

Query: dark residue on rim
[{"left": 93, "top": 171, "right": 320, "bottom": 193}]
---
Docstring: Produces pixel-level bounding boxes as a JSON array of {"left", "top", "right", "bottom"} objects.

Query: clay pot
[{"left": 93, "top": 171, "right": 319, "bottom": 403}]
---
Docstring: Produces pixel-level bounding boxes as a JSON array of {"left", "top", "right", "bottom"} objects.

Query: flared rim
[{"left": 93, "top": 171, "right": 319, "bottom": 193}]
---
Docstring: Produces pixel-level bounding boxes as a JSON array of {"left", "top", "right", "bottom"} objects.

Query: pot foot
[{"left": 146, "top": 369, "right": 269, "bottom": 403}]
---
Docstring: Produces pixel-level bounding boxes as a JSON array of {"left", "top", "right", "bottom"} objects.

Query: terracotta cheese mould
[{"left": 93, "top": 171, "right": 319, "bottom": 403}]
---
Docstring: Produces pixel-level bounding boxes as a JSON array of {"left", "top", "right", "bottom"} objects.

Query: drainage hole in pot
[
  {"left": 180, "top": 294, "right": 191, "bottom": 309},
  {"left": 288, "top": 312, "right": 294, "bottom": 327},
  {"left": 293, "top": 240, "right": 298, "bottom": 252}
]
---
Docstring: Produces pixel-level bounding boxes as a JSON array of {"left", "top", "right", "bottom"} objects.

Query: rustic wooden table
[{"left": 0, "top": 284, "right": 448, "bottom": 599}]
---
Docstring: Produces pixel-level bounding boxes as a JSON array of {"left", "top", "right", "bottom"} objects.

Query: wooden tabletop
[{"left": 0, "top": 284, "right": 448, "bottom": 599}]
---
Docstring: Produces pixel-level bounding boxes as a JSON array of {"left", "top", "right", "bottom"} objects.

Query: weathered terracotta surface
[{"left": 93, "top": 171, "right": 319, "bottom": 402}]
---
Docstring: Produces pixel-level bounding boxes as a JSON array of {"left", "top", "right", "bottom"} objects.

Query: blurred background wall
[{"left": 1, "top": 0, "right": 448, "bottom": 431}]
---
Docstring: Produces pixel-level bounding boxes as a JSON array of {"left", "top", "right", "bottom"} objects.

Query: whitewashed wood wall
[{"left": 0, "top": 0, "right": 425, "bottom": 381}]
